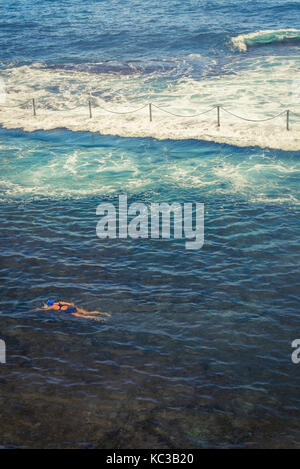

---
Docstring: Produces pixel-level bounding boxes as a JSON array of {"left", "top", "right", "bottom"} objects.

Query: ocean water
[{"left": 0, "top": 0, "right": 300, "bottom": 449}]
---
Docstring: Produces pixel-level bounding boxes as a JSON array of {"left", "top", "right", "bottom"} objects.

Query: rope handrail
[
  {"left": 0, "top": 99, "right": 32, "bottom": 108},
  {"left": 0, "top": 97, "right": 297, "bottom": 130},
  {"left": 221, "top": 107, "right": 286, "bottom": 122},
  {"left": 46, "top": 105, "right": 82, "bottom": 112},
  {"left": 151, "top": 104, "right": 217, "bottom": 118},
  {"left": 97, "top": 103, "right": 148, "bottom": 115}
]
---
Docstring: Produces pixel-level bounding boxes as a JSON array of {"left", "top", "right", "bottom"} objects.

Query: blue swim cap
[{"left": 47, "top": 299, "right": 55, "bottom": 306}]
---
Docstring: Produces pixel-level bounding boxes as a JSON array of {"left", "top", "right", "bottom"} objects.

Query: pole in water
[
  {"left": 149, "top": 103, "right": 152, "bottom": 122},
  {"left": 32, "top": 98, "right": 36, "bottom": 117},
  {"left": 217, "top": 105, "right": 220, "bottom": 127},
  {"left": 286, "top": 110, "right": 290, "bottom": 131},
  {"left": 89, "top": 100, "right": 92, "bottom": 119}
]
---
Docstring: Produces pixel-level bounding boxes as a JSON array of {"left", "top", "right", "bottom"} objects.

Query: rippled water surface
[
  {"left": 1, "top": 130, "right": 300, "bottom": 448},
  {"left": 1, "top": 0, "right": 300, "bottom": 449}
]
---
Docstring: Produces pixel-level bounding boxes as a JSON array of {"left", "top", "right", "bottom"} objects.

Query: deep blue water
[
  {"left": 1, "top": 0, "right": 300, "bottom": 63},
  {"left": 0, "top": 0, "right": 300, "bottom": 449}
]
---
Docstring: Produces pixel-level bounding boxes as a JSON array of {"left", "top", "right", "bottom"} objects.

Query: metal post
[
  {"left": 286, "top": 110, "right": 290, "bottom": 131},
  {"left": 217, "top": 105, "right": 220, "bottom": 127},
  {"left": 32, "top": 98, "right": 36, "bottom": 117},
  {"left": 149, "top": 103, "right": 152, "bottom": 122},
  {"left": 89, "top": 100, "right": 92, "bottom": 118}
]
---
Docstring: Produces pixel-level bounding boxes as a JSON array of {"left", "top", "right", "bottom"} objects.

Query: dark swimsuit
[{"left": 57, "top": 303, "right": 77, "bottom": 314}]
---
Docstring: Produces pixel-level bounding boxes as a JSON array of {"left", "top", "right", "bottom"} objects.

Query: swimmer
[{"left": 43, "top": 300, "right": 111, "bottom": 322}]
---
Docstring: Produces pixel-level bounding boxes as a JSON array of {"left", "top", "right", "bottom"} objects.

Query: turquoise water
[{"left": 0, "top": 0, "right": 300, "bottom": 449}]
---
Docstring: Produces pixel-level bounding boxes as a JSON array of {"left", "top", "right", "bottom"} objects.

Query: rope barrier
[
  {"left": 0, "top": 99, "right": 32, "bottom": 108},
  {"left": 47, "top": 105, "right": 82, "bottom": 111},
  {"left": 0, "top": 98, "right": 298, "bottom": 131},
  {"left": 151, "top": 104, "right": 217, "bottom": 118},
  {"left": 221, "top": 107, "right": 286, "bottom": 122},
  {"left": 97, "top": 103, "right": 148, "bottom": 114}
]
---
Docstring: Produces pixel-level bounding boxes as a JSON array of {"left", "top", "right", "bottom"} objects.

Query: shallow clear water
[{"left": 0, "top": 0, "right": 300, "bottom": 449}]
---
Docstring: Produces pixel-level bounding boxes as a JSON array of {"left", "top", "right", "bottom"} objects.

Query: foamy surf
[
  {"left": 0, "top": 56, "right": 300, "bottom": 151},
  {"left": 231, "top": 29, "right": 300, "bottom": 52},
  {"left": 1, "top": 136, "right": 299, "bottom": 206}
]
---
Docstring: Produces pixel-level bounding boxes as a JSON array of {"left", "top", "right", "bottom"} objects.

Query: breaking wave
[{"left": 231, "top": 29, "right": 300, "bottom": 52}]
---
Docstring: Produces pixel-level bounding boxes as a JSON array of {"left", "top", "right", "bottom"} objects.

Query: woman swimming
[{"left": 44, "top": 299, "right": 111, "bottom": 322}]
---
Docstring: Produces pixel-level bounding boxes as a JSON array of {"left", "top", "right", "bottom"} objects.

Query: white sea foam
[
  {"left": 1, "top": 143, "right": 299, "bottom": 205},
  {"left": 0, "top": 57, "right": 300, "bottom": 151},
  {"left": 63, "top": 151, "right": 79, "bottom": 175}
]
